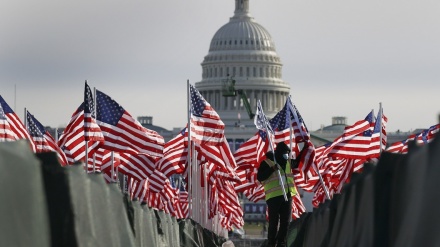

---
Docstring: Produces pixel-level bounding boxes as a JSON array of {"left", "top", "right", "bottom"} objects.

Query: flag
[
  {"left": 0, "top": 95, "right": 36, "bottom": 151},
  {"left": 254, "top": 100, "right": 273, "bottom": 134},
  {"left": 84, "top": 82, "right": 103, "bottom": 142},
  {"left": 368, "top": 107, "right": 388, "bottom": 160},
  {"left": 416, "top": 124, "right": 440, "bottom": 144},
  {"left": 234, "top": 130, "right": 268, "bottom": 168},
  {"left": 328, "top": 111, "right": 375, "bottom": 159},
  {"left": 196, "top": 138, "right": 240, "bottom": 183},
  {"left": 270, "top": 97, "right": 310, "bottom": 144},
  {"left": 234, "top": 130, "right": 269, "bottom": 192},
  {"left": 189, "top": 84, "right": 225, "bottom": 145},
  {"left": 58, "top": 103, "right": 103, "bottom": 164},
  {"left": 291, "top": 189, "right": 306, "bottom": 220},
  {"left": 26, "top": 111, "right": 68, "bottom": 165},
  {"left": 87, "top": 148, "right": 120, "bottom": 182},
  {"left": 157, "top": 128, "right": 188, "bottom": 177},
  {"left": 0, "top": 103, "right": 15, "bottom": 141},
  {"left": 95, "top": 89, "right": 164, "bottom": 156}
]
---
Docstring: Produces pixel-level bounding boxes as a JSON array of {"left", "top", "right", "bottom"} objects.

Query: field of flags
[{"left": 1, "top": 81, "right": 439, "bottom": 239}]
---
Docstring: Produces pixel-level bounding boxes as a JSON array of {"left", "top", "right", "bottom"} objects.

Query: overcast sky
[{"left": 1, "top": 0, "right": 439, "bottom": 133}]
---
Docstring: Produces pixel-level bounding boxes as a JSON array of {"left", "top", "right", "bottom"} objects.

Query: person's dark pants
[{"left": 267, "top": 196, "right": 292, "bottom": 247}]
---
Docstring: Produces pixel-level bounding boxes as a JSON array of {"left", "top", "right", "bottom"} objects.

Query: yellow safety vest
[{"left": 261, "top": 159, "right": 296, "bottom": 201}]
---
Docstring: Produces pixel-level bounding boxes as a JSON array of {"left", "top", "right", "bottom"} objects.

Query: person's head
[
  {"left": 276, "top": 142, "right": 290, "bottom": 155},
  {"left": 275, "top": 142, "right": 290, "bottom": 163}
]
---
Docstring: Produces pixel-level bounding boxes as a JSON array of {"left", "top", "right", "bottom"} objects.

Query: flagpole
[
  {"left": 186, "top": 79, "right": 193, "bottom": 219},
  {"left": 111, "top": 151, "right": 115, "bottom": 182},
  {"left": 24, "top": 107, "right": 27, "bottom": 129},
  {"left": 379, "top": 102, "right": 383, "bottom": 154},
  {"left": 91, "top": 85, "right": 97, "bottom": 173},
  {"left": 204, "top": 163, "right": 208, "bottom": 228}
]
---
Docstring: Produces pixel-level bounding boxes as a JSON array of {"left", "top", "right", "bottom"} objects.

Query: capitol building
[
  {"left": 195, "top": 0, "right": 293, "bottom": 151},
  {"left": 137, "top": 0, "right": 409, "bottom": 150}
]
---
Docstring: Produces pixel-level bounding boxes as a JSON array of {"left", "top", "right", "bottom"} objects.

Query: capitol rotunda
[{"left": 195, "top": 0, "right": 291, "bottom": 150}]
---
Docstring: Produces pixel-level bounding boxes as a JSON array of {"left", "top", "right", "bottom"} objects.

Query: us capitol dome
[{"left": 195, "top": 0, "right": 291, "bottom": 150}]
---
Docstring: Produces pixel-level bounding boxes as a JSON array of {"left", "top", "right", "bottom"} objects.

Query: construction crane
[{"left": 221, "top": 75, "right": 255, "bottom": 119}]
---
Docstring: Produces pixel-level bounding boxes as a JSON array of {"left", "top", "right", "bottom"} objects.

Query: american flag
[
  {"left": 87, "top": 148, "right": 120, "bottom": 182},
  {"left": 291, "top": 189, "right": 306, "bottom": 220},
  {"left": 416, "top": 124, "right": 439, "bottom": 144},
  {"left": 386, "top": 123, "right": 439, "bottom": 154},
  {"left": 270, "top": 97, "right": 310, "bottom": 145},
  {"left": 385, "top": 139, "right": 407, "bottom": 153},
  {"left": 84, "top": 82, "right": 103, "bottom": 142},
  {"left": 234, "top": 131, "right": 269, "bottom": 192},
  {"left": 196, "top": 138, "right": 239, "bottom": 183},
  {"left": 189, "top": 84, "right": 225, "bottom": 145},
  {"left": 234, "top": 130, "right": 268, "bottom": 168},
  {"left": 157, "top": 128, "right": 188, "bottom": 177},
  {"left": 328, "top": 111, "right": 375, "bottom": 159},
  {"left": 95, "top": 89, "right": 164, "bottom": 157},
  {"left": 171, "top": 177, "right": 189, "bottom": 219},
  {"left": 0, "top": 103, "right": 15, "bottom": 141},
  {"left": 58, "top": 104, "right": 103, "bottom": 164},
  {"left": 26, "top": 111, "right": 68, "bottom": 165},
  {"left": 242, "top": 184, "right": 265, "bottom": 202},
  {"left": 368, "top": 107, "right": 388, "bottom": 160},
  {"left": 386, "top": 133, "right": 417, "bottom": 154},
  {"left": 0, "top": 95, "right": 36, "bottom": 151}
]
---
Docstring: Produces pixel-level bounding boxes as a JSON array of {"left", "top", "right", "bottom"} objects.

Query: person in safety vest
[{"left": 257, "top": 141, "right": 306, "bottom": 247}]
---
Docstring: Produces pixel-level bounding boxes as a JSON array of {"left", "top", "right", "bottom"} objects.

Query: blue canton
[
  {"left": 96, "top": 90, "right": 125, "bottom": 126},
  {"left": 0, "top": 95, "right": 14, "bottom": 114},
  {"left": 190, "top": 85, "right": 206, "bottom": 117},
  {"left": 26, "top": 112, "right": 45, "bottom": 137},
  {"left": 84, "top": 82, "right": 95, "bottom": 117}
]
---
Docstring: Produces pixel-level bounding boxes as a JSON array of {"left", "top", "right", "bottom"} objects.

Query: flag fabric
[
  {"left": 291, "top": 189, "right": 306, "bottom": 220},
  {"left": 270, "top": 97, "right": 310, "bottom": 145},
  {"left": 189, "top": 84, "right": 225, "bottom": 145},
  {"left": 58, "top": 103, "right": 103, "bottom": 164},
  {"left": 84, "top": 82, "right": 103, "bottom": 142},
  {"left": 254, "top": 100, "right": 273, "bottom": 134},
  {"left": 118, "top": 151, "right": 168, "bottom": 193},
  {"left": 385, "top": 139, "right": 408, "bottom": 154},
  {"left": 368, "top": 108, "right": 388, "bottom": 161},
  {"left": 386, "top": 124, "right": 439, "bottom": 154},
  {"left": 157, "top": 128, "right": 188, "bottom": 177},
  {"left": 416, "top": 124, "right": 440, "bottom": 144},
  {"left": 95, "top": 89, "right": 164, "bottom": 156},
  {"left": 171, "top": 177, "right": 189, "bottom": 219},
  {"left": 0, "top": 95, "right": 36, "bottom": 151},
  {"left": 0, "top": 103, "right": 16, "bottom": 142},
  {"left": 26, "top": 111, "right": 68, "bottom": 165},
  {"left": 196, "top": 138, "right": 239, "bottom": 183},
  {"left": 233, "top": 131, "right": 268, "bottom": 193},
  {"left": 242, "top": 184, "right": 265, "bottom": 203},
  {"left": 328, "top": 111, "right": 375, "bottom": 159},
  {"left": 234, "top": 130, "right": 269, "bottom": 168},
  {"left": 87, "top": 148, "right": 120, "bottom": 182}
]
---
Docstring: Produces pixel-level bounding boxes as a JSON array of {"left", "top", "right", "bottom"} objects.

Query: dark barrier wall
[
  {"left": 0, "top": 141, "right": 50, "bottom": 247},
  {"left": 0, "top": 140, "right": 225, "bottom": 247},
  {"left": 287, "top": 133, "right": 440, "bottom": 247}
]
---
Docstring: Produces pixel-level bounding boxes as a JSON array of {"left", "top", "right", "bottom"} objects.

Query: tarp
[
  {"left": 37, "top": 152, "right": 135, "bottom": 247},
  {"left": 0, "top": 140, "right": 50, "bottom": 247},
  {"left": 286, "top": 132, "right": 440, "bottom": 247},
  {"left": 0, "top": 140, "right": 232, "bottom": 247}
]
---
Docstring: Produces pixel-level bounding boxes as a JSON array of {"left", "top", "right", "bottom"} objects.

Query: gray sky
[{"left": 1, "top": 0, "right": 439, "bottom": 133}]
